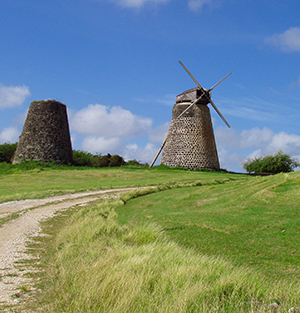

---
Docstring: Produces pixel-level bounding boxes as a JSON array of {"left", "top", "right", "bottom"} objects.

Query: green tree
[
  {"left": 109, "top": 154, "right": 125, "bottom": 167},
  {"left": 91, "top": 154, "right": 111, "bottom": 167},
  {"left": 72, "top": 150, "right": 94, "bottom": 166},
  {"left": 242, "top": 150, "right": 299, "bottom": 174},
  {"left": 0, "top": 142, "right": 18, "bottom": 163}
]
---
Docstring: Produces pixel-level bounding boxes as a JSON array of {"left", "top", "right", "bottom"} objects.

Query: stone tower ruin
[
  {"left": 160, "top": 88, "right": 220, "bottom": 170},
  {"left": 13, "top": 100, "right": 73, "bottom": 164}
]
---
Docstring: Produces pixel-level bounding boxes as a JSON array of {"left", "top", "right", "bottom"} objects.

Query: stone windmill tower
[
  {"left": 13, "top": 100, "right": 73, "bottom": 164},
  {"left": 150, "top": 61, "right": 231, "bottom": 170}
]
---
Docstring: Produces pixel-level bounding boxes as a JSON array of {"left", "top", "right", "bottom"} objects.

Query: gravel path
[{"left": 0, "top": 188, "right": 137, "bottom": 309}]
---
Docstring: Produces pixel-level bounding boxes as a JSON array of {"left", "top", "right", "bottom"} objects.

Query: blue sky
[{"left": 1, "top": 0, "right": 300, "bottom": 171}]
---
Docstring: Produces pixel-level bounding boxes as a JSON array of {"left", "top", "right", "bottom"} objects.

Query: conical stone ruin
[
  {"left": 13, "top": 100, "right": 73, "bottom": 164},
  {"left": 161, "top": 88, "right": 220, "bottom": 170}
]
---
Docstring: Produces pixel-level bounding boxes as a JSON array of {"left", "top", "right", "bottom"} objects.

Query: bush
[
  {"left": 91, "top": 154, "right": 125, "bottom": 167},
  {"left": 0, "top": 142, "right": 17, "bottom": 163},
  {"left": 109, "top": 154, "right": 125, "bottom": 167},
  {"left": 125, "top": 159, "right": 149, "bottom": 168},
  {"left": 0, "top": 152, "right": 6, "bottom": 163},
  {"left": 91, "top": 155, "right": 111, "bottom": 168},
  {"left": 71, "top": 151, "right": 128, "bottom": 168},
  {"left": 125, "top": 159, "right": 141, "bottom": 166},
  {"left": 242, "top": 150, "right": 299, "bottom": 174},
  {"left": 72, "top": 150, "right": 94, "bottom": 167}
]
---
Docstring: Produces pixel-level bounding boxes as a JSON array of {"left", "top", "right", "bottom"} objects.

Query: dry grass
[{"left": 24, "top": 194, "right": 300, "bottom": 312}]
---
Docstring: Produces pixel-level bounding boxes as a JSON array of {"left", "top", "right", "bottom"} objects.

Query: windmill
[{"left": 150, "top": 61, "right": 231, "bottom": 169}]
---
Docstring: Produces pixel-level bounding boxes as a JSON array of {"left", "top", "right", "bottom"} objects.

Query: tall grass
[{"left": 25, "top": 197, "right": 299, "bottom": 312}]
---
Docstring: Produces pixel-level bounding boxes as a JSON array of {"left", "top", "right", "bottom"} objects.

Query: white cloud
[
  {"left": 215, "top": 126, "right": 300, "bottom": 172},
  {"left": 107, "top": 0, "right": 169, "bottom": 9},
  {"left": 148, "top": 122, "right": 169, "bottom": 143},
  {"left": 265, "top": 27, "right": 300, "bottom": 52},
  {"left": 268, "top": 132, "right": 300, "bottom": 156},
  {"left": 71, "top": 104, "right": 161, "bottom": 162},
  {"left": 217, "top": 147, "right": 244, "bottom": 172},
  {"left": 240, "top": 127, "right": 275, "bottom": 149},
  {"left": 0, "top": 84, "right": 30, "bottom": 109},
  {"left": 80, "top": 136, "right": 158, "bottom": 164},
  {"left": 71, "top": 104, "right": 152, "bottom": 138},
  {"left": 123, "top": 142, "right": 158, "bottom": 163},
  {"left": 81, "top": 136, "right": 123, "bottom": 154},
  {"left": 0, "top": 127, "right": 20, "bottom": 143}
]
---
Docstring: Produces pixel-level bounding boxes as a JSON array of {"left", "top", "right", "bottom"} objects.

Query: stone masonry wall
[
  {"left": 13, "top": 100, "right": 73, "bottom": 164},
  {"left": 161, "top": 103, "right": 220, "bottom": 170}
]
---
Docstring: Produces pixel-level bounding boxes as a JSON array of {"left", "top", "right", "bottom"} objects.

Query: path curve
[{"left": 0, "top": 188, "right": 138, "bottom": 309}]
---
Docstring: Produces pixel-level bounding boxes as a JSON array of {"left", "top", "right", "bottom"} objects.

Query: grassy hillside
[
  {"left": 0, "top": 165, "right": 243, "bottom": 203},
  {"left": 4, "top": 168, "right": 300, "bottom": 312},
  {"left": 116, "top": 172, "right": 300, "bottom": 282}
]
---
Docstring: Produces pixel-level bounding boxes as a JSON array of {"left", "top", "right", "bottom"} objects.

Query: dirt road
[{"left": 0, "top": 188, "right": 137, "bottom": 309}]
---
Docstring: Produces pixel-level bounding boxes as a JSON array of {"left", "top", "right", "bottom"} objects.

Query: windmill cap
[{"left": 176, "top": 87, "right": 210, "bottom": 105}]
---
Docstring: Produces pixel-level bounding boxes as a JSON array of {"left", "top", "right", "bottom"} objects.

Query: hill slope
[{"left": 3, "top": 169, "right": 299, "bottom": 312}]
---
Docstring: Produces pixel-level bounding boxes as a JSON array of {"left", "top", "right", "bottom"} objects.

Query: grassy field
[
  {"left": 116, "top": 171, "right": 300, "bottom": 282},
  {"left": 0, "top": 164, "right": 242, "bottom": 203},
  {"left": 2, "top": 166, "right": 300, "bottom": 312}
]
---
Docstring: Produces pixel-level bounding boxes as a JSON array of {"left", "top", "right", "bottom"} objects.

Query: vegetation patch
[
  {"left": 24, "top": 197, "right": 299, "bottom": 312},
  {"left": 242, "top": 150, "right": 299, "bottom": 174},
  {"left": 116, "top": 172, "right": 300, "bottom": 285},
  {"left": 0, "top": 166, "right": 243, "bottom": 203},
  {"left": 3, "top": 168, "right": 300, "bottom": 311}
]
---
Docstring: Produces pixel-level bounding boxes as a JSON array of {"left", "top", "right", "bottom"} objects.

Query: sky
[{"left": 1, "top": 0, "right": 300, "bottom": 172}]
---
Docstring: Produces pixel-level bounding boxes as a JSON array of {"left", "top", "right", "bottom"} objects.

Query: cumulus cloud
[
  {"left": 265, "top": 27, "right": 300, "bottom": 52},
  {"left": 107, "top": 0, "right": 169, "bottom": 9},
  {"left": 0, "top": 84, "right": 30, "bottom": 109},
  {"left": 81, "top": 136, "right": 123, "bottom": 154},
  {"left": 0, "top": 127, "right": 20, "bottom": 143},
  {"left": 215, "top": 126, "right": 300, "bottom": 171},
  {"left": 71, "top": 104, "right": 152, "bottom": 138},
  {"left": 80, "top": 137, "right": 158, "bottom": 164},
  {"left": 124, "top": 142, "right": 158, "bottom": 163},
  {"left": 71, "top": 104, "right": 161, "bottom": 163}
]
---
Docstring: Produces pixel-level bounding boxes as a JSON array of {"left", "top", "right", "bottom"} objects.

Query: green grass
[
  {"left": 0, "top": 165, "right": 244, "bottom": 203},
  {"left": 3, "top": 168, "right": 300, "bottom": 312},
  {"left": 116, "top": 172, "right": 300, "bottom": 282},
  {"left": 0, "top": 212, "right": 21, "bottom": 227},
  {"left": 23, "top": 197, "right": 300, "bottom": 312}
]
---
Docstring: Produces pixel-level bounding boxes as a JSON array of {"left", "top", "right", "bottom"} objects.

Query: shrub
[
  {"left": 242, "top": 150, "right": 299, "bottom": 174},
  {"left": 125, "top": 159, "right": 149, "bottom": 168},
  {"left": 0, "top": 142, "right": 17, "bottom": 163},
  {"left": 91, "top": 155, "right": 111, "bottom": 167},
  {"left": 0, "top": 152, "right": 6, "bottom": 163},
  {"left": 109, "top": 154, "right": 125, "bottom": 167},
  {"left": 72, "top": 150, "right": 94, "bottom": 167},
  {"left": 126, "top": 159, "right": 141, "bottom": 166}
]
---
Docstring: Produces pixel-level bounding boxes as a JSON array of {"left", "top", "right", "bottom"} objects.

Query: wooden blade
[
  {"left": 179, "top": 61, "right": 205, "bottom": 93},
  {"left": 208, "top": 72, "right": 232, "bottom": 92},
  {"left": 150, "top": 136, "right": 167, "bottom": 167},
  {"left": 209, "top": 98, "right": 231, "bottom": 128}
]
